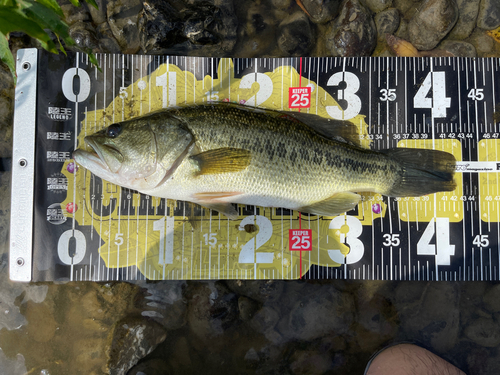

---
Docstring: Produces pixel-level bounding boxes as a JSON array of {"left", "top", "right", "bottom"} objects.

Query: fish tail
[{"left": 382, "top": 148, "right": 457, "bottom": 197}]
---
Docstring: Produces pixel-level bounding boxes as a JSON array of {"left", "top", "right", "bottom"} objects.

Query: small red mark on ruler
[
  {"left": 289, "top": 212, "right": 312, "bottom": 279},
  {"left": 289, "top": 58, "right": 311, "bottom": 110}
]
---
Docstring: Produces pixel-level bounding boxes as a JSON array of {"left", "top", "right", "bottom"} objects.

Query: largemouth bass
[{"left": 73, "top": 103, "right": 456, "bottom": 219}]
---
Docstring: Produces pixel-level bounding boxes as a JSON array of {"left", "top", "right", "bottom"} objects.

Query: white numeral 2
[
  {"left": 238, "top": 215, "right": 274, "bottom": 263},
  {"left": 239, "top": 73, "right": 273, "bottom": 106}
]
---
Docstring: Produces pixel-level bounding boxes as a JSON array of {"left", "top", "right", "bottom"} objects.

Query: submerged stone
[
  {"left": 325, "top": 0, "right": 377, "bottom": 56},
  {"left": 408, "top": 0, "right": 459, "bottom": 50}
]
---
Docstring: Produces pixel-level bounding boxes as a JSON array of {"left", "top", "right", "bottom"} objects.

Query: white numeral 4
[
  {"left": 413, "top": 71, "right": 450, "bottom": 118},
  {"left": 417, "top": 218, "right": 455, "bottom": 266}
]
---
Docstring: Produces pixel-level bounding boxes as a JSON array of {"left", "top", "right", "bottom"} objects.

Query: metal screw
[
  {"left": 22, "top": 62, "right": 31, "bottom": 71},
  {"left": 16, "top": 257, "right": 24, "bottom": 266},
  {"left": 19, "top": 158, "right": 27, "bottom": 167}
]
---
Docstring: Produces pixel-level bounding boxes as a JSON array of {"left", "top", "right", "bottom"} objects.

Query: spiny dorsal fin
[
  {"left": 276, "top": 110, "right": 362, "bottom": 147},
  {"left": 190, "top": 148, "right": 251, "bottom": 175}
]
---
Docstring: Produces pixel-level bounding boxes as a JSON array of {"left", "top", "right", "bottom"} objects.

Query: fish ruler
[{"left": 10, "top": 48, "right": 500, "bottom": 282}]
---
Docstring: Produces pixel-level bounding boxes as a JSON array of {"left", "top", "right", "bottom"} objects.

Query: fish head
[{"left": 74, "top": 112, "right": 193, "bottom": 190}]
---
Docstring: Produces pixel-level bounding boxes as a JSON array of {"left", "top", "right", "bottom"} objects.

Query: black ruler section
[{"left": 26, "top": 51, "right": 500, "bottom": 281}]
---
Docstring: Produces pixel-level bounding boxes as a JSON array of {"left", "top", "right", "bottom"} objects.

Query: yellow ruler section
[{"left": 397, "top": 139, "right": 464, "bottom": 223}]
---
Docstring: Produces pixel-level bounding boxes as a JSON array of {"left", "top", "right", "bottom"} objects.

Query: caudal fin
[{"left": 382, "top": 148, "right": 457, "bottom": 197}]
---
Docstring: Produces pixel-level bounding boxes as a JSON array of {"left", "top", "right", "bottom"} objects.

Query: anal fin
[{"left": 298, "top": 192, "right": 361, "bottom": 216}]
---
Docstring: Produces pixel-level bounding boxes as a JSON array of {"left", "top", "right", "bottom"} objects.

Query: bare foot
[{"left": 365, "top": 344, "right": 466, "bottom": 375}]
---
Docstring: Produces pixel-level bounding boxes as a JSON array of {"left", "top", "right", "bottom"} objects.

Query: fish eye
[{"left": 106, "top": 124, "right": 121, "bottom": 138}]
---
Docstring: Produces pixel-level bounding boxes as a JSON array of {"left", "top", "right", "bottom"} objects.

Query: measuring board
[{"left": 10, "top": 48, "right": 500, "bottom": 282}]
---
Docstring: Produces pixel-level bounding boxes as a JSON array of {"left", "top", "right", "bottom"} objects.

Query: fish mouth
[{"left": 84, "top": 137, "right": 124, "bottom": 173}]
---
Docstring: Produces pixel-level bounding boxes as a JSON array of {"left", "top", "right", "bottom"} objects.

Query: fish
[{"left": 73, "top": 103, "right": 457, "bottom": 219}]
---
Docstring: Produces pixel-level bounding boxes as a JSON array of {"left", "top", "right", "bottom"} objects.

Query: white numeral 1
[
  {"left": 413, "top": 71, "right": 451, "bottom": 118},
  {"left": 153, "top": 216, "right": 175, "bottom": 265},
  {"left": 156, "top": 72, "right": 177, "bottom": 108},
  {"left": 417, "top": 218, "right": 455, "bottom": 266}
]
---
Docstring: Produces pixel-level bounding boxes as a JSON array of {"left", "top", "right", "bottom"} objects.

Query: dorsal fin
[{"left": 276, "top": 110, "right": 362, "bottom": 147}]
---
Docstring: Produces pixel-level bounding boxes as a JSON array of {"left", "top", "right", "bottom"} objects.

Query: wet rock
[
  {"left": 107, "top": 0, "right": 143, "bottom": 54},
  {"left": 235, "top": 3, "right": 278, "bottom": 56},
  {"left": 272, "top": 0, "right": 293, "bottom": 10},
  {"left": 483, "top": 284, "right": 500, "bottom": 313},
  {"left": 139, "top": 281, "right": 187, "bottom": 331},
  {"left": 88, "top": 0, "right": 108, "bottom": 25},
  {"left": 127, "top": 358, "right": 170, "bottom": 375},
  {"left": 396, "top": 283, "right": 459, "bottom": 352},
  {"left": 75, "top": 338, "right": 108, "bottom": 370},
  {"left": 185, "top": 281, "right": 239, "bottom": 349},
  {"left": 290, "top": 349, "right": 333, "bottom": 375},
  {"left": 225, "top": 280, "right": 284, "bottom": 303},
  {"left": 393, "top": 0, "right": 419, "bottom": 17},
  {"left": 0, "top": 349, "right": 26, "bottom": 375},
  {"left": 24, "top": 301, "right": 57, "bottom": 343},
  {"left": 477, "top": 0, "right": 500, "bottom": 30},
  {"left": 365, "top": 0, "right": 393, "bottom": 13},
  {"left": 96, "top": 23, "right": 122, "bottom": 53},
  {"left": 299, "top": 0, "right": 342, "bottom": 24},
  {"left": 374, "top": 8, "right": 400, "bottom": 38},
  {"left": 166, "top": 335, "right": 196, "bottom": 373},
  {"left": 249, "top": 305, "right": 281, "bottom": 336},
  {"left": 408, "top": 0, "right": 459, "bottom": 50},
  {"left": 238, "top": 296, "right": 259, "bottom": 321},
  {"left": 277, "top": 283, "right": 355, "bottom": 341},
  {"left": 466, "top": 29, "right": 495, "bottom": 55},
  {"left": 68, "top": 21, "right": 100, "bottom": 52},
  {"left": 0, "top": 63, "right": 14, "bottom": 158},
  {"left": 439, "top": 40, "right": 477, "bottom": 57},
  {"left": 448, "top": 0, "right": 480, "bottom": 40},
  {"left": 106, "top": 315, "right": 167, "bottom": 375},
  {"left": 465, "top": 317, "right": 500, "bottom": 347},
  {"left": 139, "top": 0, "right": 237, "bottom": 56},
  {"left": 466, "top": 346, "right": 500, "bottom": 375},
  {"left": 355, "top": 293, "right": 399, "bottom": 353},
  {"left": 325, "top": 0, "right": 377, "bottom": 56},
  {"left": 60, "top": 0, "right": 91, "bottom": 24},
  {"left": 278, "top": 11, "right": 315, "bottom": 56},
  {"left": 395, "top": 17, "right": 409, "bottom": 39}
]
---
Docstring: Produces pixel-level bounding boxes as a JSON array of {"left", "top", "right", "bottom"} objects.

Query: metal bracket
[{"left": 10, "top": 48, "right": 38, "bottom": 282}]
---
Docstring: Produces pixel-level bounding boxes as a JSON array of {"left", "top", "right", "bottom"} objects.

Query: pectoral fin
[
  {"left": 201, "top": 203, "right": 239, "bottom": 220},
  {"left": 191, "top": 148, "right": 251, "bottom": 175},
  {"left": 298, "top": 192, "right": 361, "bottom": 216}
]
